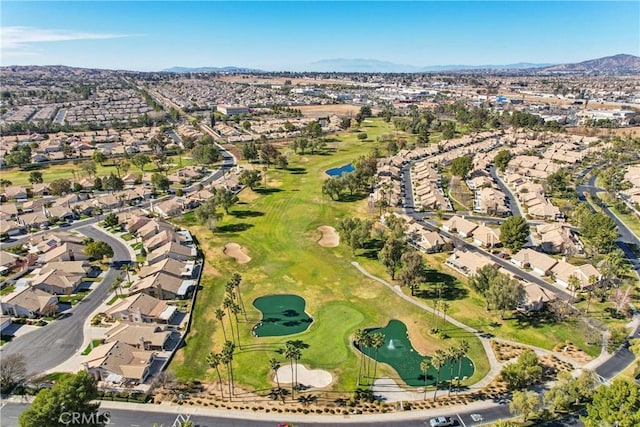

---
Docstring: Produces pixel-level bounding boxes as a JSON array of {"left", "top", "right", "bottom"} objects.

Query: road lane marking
[{"left": 457, "top": 413, "right": 467, "bottom": 427}]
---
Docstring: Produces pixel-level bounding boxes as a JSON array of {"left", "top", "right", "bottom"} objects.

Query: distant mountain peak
[{"left": 540, "top": 53, "right": 640, "bottom": 73}]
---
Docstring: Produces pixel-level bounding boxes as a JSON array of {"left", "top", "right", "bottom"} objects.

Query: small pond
[
  {"left": 253, "top": 294, "right": 313, "bottom": 337},
  {"left": 326, "top": 163, "right": 355, "bottom": 177},
  {"left": 355, "top": 319, "right": 474, "bottom": 387}
]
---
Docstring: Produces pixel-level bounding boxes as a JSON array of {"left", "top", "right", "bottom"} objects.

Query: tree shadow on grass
[
  {"left": 254, "top": 188, "right": 283, "bottom": 194},
  {"left": 287, "top": 167, "right": 307, "bottom": 175},
  {"left": 359, "top": 238, "right": 384, "bottom": 260},
  {"left": 337, "top": 193, "right": 368, "bottom": 203},
  {"left": 216, "top": 223, "right": 254, "bottom": 233},
  {"left": 230, "top": 210, "right": 264, "bottom": 218}
]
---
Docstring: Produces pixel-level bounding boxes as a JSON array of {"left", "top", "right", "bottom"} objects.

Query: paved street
[{"left": 0, "top": 226, "right": 133, "bottom": 376}]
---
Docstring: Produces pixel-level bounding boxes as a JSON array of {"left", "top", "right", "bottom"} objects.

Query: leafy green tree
[
  {"left": 485, "top": 273, "right": 525, "bottom": 318},
  {"left": 397, "top": 250, "right": 426, "bottom": 296},
  {"left": 544, "top": 370, "right": 598, "bottom": 413},
  {"left": 468, "top": 264, "right": 500, "bottom": 300},
  {"left": 92, "top": 150, "right": 106, "bottom": 165},
  {"left": 500, "top": 216, "right": 530, "bottom": 252},
  {"left": 545, "top": 169, "right": 571, "bottom": 197},
  {"left": 238, "top": 170, "right": 261, "bottom": 190},
  {"left": 580, "top": 211, "right": 618, "bottom": 255},
  {"left": 28, "top": 171, "right": 43, "bottom": 184},
  {"left": 583, "top": 379, "right": 640, "bottom": 427},
  {"left": 151, "top": 172, "right": 170, "bottom": 192},
  {"left": 509, "top": 390, "right": 541, "bottom": 422},
  {"left": 80, "top": 161, "right": 97, "bottom": 177},
  {"left": 494, "top": 150, "right": 512, "bottom": 172},
  {"left": 191, "top": 144, "right": 221, "bottom": 165},
  {"left": 450, "top": 156, "right": 473, "bottom": 178},
  {"left": 103, "top": 213, "right": 119, "bottom": 228},
  {"left": 19, "top": 371, "right": 101, "bottom": 427},
  {"left": 93, "top": 177, "right": 103, "bottom": 191},
  {"left": 259, "top": 143, "right": 279, "bottom": 167},
  {"left": 112, "top": 158, "right": 130, "bottom": 177},
  {"left": 215, "top": 188, "right": 239, "bottom": 214},
  {"left": 322, "top": 177, "right": 345, "bottom": 200},
  {"left": 336, "top": 217, "right": 372, "bottom": 254},
  {"left": 85, "top": 241, "right": 114, "bottom": 260},
  {"left": 357, "top": 132, "right": 368, "bottom": 141},
  {"left": 132, "top": 153, "right": 150, "bottom": 171},
  {"left": 242, "top": 141, "right": 258, "bottom": 162},
  {"left": 500, "top": 350, "right": 543, "bottom": 390},
  {"left": 378, "top": 237, "right": 406, "bottom": 280},
  {"left": 359, "top": 105, "right": 372, "bottom": 118},
  {"left": 49, "top": 178, "right": 72, "bottom": 196},
  {"left": 5, "top": 145, "right": 31, "bottom": 166},
  {"left": 304, "top": 121, "right": 322, "bottom": 139},
  {"left": 104, "top": 173, "right": 124, "bottom": 192}
]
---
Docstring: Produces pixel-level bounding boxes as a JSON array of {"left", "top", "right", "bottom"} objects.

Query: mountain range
[{"left": 163, "top": 54, "right": 640, "bottom": 74}]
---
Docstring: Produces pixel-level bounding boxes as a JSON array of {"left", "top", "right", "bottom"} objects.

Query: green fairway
[{"left": 171, "top": 119, "right": 489, "bottom": 393}]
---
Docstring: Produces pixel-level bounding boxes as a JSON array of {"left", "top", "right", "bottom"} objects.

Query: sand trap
[
  {"left": 223, "top": 243, "right": 251, "bottom": 264},
  {"left": 317, "top": 226, "right": 339, "bottom": 247},
  {"left": 275, "top": 364, "right": 332, "bottom": 388}
]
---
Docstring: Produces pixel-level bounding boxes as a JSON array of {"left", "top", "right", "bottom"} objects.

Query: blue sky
[{"left": 1, "top": 1, "right": 638, "bottom": 71}]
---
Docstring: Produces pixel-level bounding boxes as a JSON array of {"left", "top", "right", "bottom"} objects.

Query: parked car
[{"left": 429, "top": 416, "right": 454, "bottom": 427}]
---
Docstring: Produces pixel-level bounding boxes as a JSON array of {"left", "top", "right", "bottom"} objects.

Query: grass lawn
[
  {"left": 170, "top": 119, "right": 489, "bottom": 394},
  {"left": 58, "top": 290, "right": 90, "bottom": 305},
  {"left": 81, "top": 339, "right": 103, "bottom": 355},
  {"left": 0, "top": 284, "right": 16, "bottom": 296},
  {"left": 610, "top": 206, "right": 640, "bottom": 238}
]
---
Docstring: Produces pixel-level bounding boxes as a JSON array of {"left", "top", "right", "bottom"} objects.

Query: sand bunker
[
  {"left": 223, "top": 243, "right": 251, "bottom": 264},
  {"left": 316, "top": 226, "right": 339, "bottom": 247},
  {"left": 275, "top": 364, "right": 332, "bottom": 388}
]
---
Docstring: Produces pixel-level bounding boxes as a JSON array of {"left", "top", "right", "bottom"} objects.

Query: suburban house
[
  {"left": 143, "top": 229, "right": 183, "bottom": 253},
  {"left": 418, "top": 230, "right": 448, "bottom": 253},
  {"left": 0, "top": 219, "right": 25, "bottom": 237},
  {"left": 146, "top": 242, "right": 196, "bottom": 265},
  {"left": 31, "top": 268, "right": 84, "bottom": 295},
  {"left": 446, "top": 250, "right": 495, "bottom": 276},
  {"left": 138, "top": 258, "right": 194, "bottom": 279},
  {"left": 104, "top": 322, "right": 172, "bottom": 351},
  {"left": 441, "top": 215, "right": 479, "bottom": 238},
  {"left": 471, "top": 225, "right": 501, "bottom": 248},
  {"left": 104, "top": 293, "right": 177, "bottom": 324},
  {"left": 152, "top": 198, "right": 185, "bottom": 218},
  {"left": 34, "top": 231, "right": 84, "bottom": 254},
  {"left": 43, "top": 242, "right": 89, "bottom": 263},
  {"left": 551, "top": 260, "right": 601, "bottom": 290},
  {"left": 0, "top": 250, "right": 21, "bottom": 275},
  {"left": 128, "top": 271, "right": 194, "bottom": 300},
  {"left": 518, "top": 283, "right": 557, "bottom": 312},
  {"left": 85, "top": 340, "right": 156, "bottom": 384},
  {"left": 1, "top": 287, "right": 58, "bottom": 317},
  {"left": 536, "top": 223, "right": 580, "bottom": 254},
  {"left": 511, "top": 248, "right": 558, "bottom": 276},
  {"left": 18, "top": 212, "right": 49, "bottom": 230},
  {"left": 136, "top": 219, "right": 174, "bottom": 241}
]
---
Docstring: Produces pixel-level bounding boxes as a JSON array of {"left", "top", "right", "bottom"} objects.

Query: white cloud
[{"left": 1, "top": 26, "right": 136, "bottom": 53}]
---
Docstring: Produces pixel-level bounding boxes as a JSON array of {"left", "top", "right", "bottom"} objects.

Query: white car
[{"left": 429, "top": 416, "right": 454, "bottom": 427}]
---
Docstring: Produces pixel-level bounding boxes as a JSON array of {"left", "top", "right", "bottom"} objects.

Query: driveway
[{"left": 0, "top": 226, "right": 134, "bottom": 377}]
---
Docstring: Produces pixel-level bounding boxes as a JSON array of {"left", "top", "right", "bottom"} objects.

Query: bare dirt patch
[
  {"left": 316, "top": 226, "right": 339, "bottom": 247},
  {"left": 223, "top": 242, "right": 251, "bottom": 264}
]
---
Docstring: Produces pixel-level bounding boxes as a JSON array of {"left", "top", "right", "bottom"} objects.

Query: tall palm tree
[
  {"left": 225, "top": 281, "right": 236, "bottom": 301},
  {"left": 283, "top": 342, "right": 301, "bottom": 400},
  {"left": 206, "top": 352, "right": 225, "bottom": 400},
  {"left": 230, "top": 302, "right": 242, "bottom": 348},
  {"left": 446, "top": 346, "right": 457, "bottom": 396},
  {"left": 420, "top": 358, "right": 432, "bottom": 400},
  {"left": 456, "top": 340, "right": 470, "bottom": 392},
  {"left": 441, "top": 302, "right": 450, "bottom": 330},
  {"left": 221, "top": 341, "right": 235, "bottom": 398},
  {"left": 431, "top": 349, "right": 446, "bottom": 401},
  {"left": 370, "top": 332, "right": 385, "bottom": 386},
  {"left": 215, "top": 308, "right": 228, "bottom": 341},
  {"left": 362, "top": 332, "right": 374, "bottom": 385},
  {"left": 230, "top": 272, "right": 247, "bottom": 320},
  {"left": 222, "top": 297, "right": 235, "bottom": 344},
  {"left": 269, "top": 358, "right": 281, "bottom": 389},
  {"left": 353, "top": 328, "right": 366, "bottom": 387}
]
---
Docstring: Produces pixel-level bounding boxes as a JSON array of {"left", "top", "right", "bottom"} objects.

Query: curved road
[{"left": 0, "top": 226, "right": 133, "bottom": 376}]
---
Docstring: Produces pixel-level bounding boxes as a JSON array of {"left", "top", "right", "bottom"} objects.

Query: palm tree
[
  {"left": 456, "top": 340, "right": 470, "bottom": 392},
  {"left": 446, "top": 346, "right": 457, "bottom": 396},
  {"left": 431, "top": 349, "right": 446, "bottom": 401},
  {"left": 222, "top": 297, "right": 235, "bottom": 344},
  {"left": 230, "top": 302, "right": 242, "bottom": 348},
  {"left": 568, "top": 275, "right": 581, "bottom": 301},
  {"left": 225, "top": 281, "right": 236, "bottom": 301},
  {"left": 585, "top": 275, "right": 598, "bottom": 314},
  {"left": 441, "top": 302, "right": 450, "bottom": 331},
  {"left": 221, "top": 341, "right": 235, "bottom": 398},
  {"left": 353, "top": 328, "right": 366, "bottom": 387},
  {"left": 420, "top": 358, "right": 432, "bottom": 400},
  {"left": 362, "top": 332, "right": 374, "bottom": 385},
  {"left": 370, "top": 332, "right": 385, "bottom": 386},
  {"left": 206, "top": 352, "right": 225, "bottom": 400},
  {"left": 215, "top": 308, "right": 228, "bottom": 342},
  {"left": 230, "top": 272, "right": 247, "bottom": 320},
  {"left": 283, "top": 342, "right": 301, "bottom": 400},
  {"left": 269, "top": 358, "right": 281, "bottom": 389}
]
